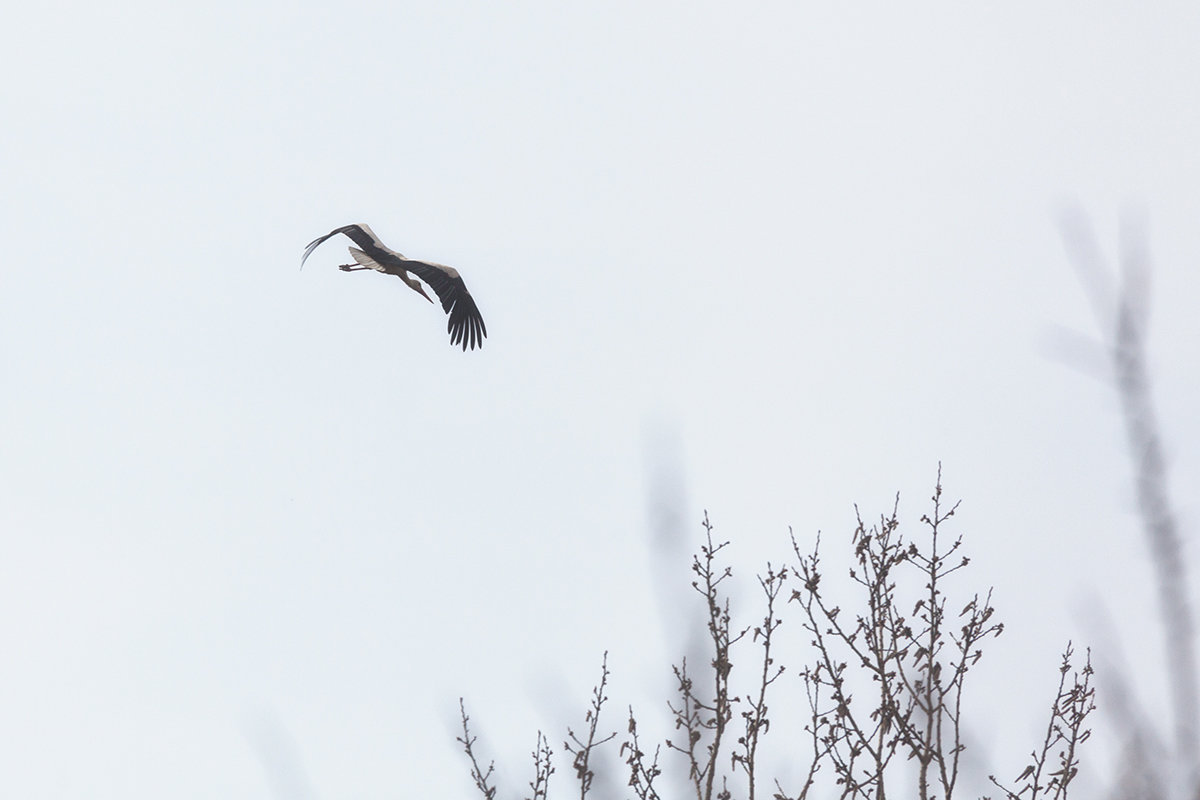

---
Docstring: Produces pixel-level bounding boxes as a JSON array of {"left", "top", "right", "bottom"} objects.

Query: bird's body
[{"left": 301, "top": 223, "right": 487, "bottom": 351}]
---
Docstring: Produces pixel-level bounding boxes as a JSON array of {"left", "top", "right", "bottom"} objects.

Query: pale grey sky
[{"left": 2, "top": 2, "right": 1199, "bottom": 797}]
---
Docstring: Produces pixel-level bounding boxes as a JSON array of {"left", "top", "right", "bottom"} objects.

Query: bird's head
[{"left": 398, "top": 273, "right": 436, "bottom": 304}]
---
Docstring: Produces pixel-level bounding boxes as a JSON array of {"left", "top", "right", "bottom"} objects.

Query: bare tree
[
  {"left": 459, "top": 478, "right": 1093, "bottom": 800},
  {"left": 784, "top": 472, "right": 1008, "bottom": 799}
]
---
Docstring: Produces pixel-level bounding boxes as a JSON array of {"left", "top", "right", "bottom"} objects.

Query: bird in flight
[{"left": 301, "top": 223, "right": 487, "bottom": 351}]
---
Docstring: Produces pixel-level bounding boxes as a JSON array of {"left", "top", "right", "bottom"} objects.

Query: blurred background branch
[{"left": 1058, "top": 209, "right": 1199, "bottom": 799}]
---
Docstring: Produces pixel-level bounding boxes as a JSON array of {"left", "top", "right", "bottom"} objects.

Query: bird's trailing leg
[{"left": 338, "top": 264, "right": 372, "bottom": 272}]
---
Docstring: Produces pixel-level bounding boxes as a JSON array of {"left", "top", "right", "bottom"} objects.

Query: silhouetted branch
[
  {"left": 623, "top": 708, "right": 663, "bottom": 800},
  {"left": 458, "top": 699, "right": 498, "bottom": 800},
  {"left": 564, "top": 654, "right": 618, "bottom": 799},
  {"left": 988, "top": 644, "right": 1095, "bottom": 800}
]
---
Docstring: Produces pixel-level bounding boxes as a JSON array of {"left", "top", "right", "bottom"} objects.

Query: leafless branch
[
  {"left": 458, "top": 699, "right": 498, "bottom": 800},
  {"left": 564, "top": 654, "right": 618, "bottom": 799}
]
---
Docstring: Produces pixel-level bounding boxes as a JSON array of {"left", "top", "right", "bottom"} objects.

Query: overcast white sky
[{"left": 3, "top": 2, "right": 1199, "bottom": 797}]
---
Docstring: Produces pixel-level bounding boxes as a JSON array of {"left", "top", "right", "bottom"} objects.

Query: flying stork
[{"left": 301, "top": 223, "right": 487, "bottom": 351}]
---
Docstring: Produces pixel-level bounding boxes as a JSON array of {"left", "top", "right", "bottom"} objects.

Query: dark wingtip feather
[{"left": 300, "top": 225, "right": 359, "bottom": 270}]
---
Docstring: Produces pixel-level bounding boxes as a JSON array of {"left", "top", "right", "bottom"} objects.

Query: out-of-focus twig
[{"left": 1059, "top": 209, "right": 1199, "bottom": 797}]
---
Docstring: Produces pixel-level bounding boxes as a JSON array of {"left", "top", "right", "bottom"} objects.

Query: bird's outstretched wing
[
  {"left": 300, "top": 224, "right": 395, "bottom": 270},
  {"left": 400, "top": 259, "right": 488, "bottom": 351}
]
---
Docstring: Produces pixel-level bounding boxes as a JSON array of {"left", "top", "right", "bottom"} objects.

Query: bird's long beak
[{"left": 417, "top": 285, "right": 434, "bottom": 304}]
